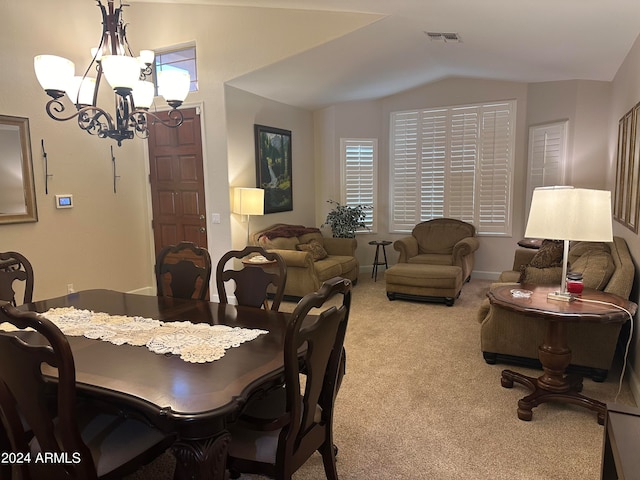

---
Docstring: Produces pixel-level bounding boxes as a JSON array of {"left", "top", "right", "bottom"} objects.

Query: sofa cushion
[
  {"left": 298, "top": 232, "right": 325, "bottom": 246},
  {"left": 568, "top": 241, "right": 610, "bottom": 264},
  {"left": 313, "top": 259, "right": 343, "bottom": 280},
  {"left": 570, "top": 250, "right": 615, "bottom": 290},
  {"left": 407, "top": 254, "right": 453, "bottom": 266},
  {"left": 296, "top": 240, "right": 328, "bottom": 261},
  {"left": 331, "top": 256, "right": 359, "bottom": 276}
]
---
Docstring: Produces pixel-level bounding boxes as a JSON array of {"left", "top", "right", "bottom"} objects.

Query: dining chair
[
  {"left": 216, "top": 246, "right": 287, "bottom": 311},
  {"left": 155, "top": 241, "right": 212, "bottom": 300},
  {"left": 0, "top": 302, "right": 176, "bottom": 480},
  {"left": 0, "top": 251, "right": 34, "bottom": 306},
  {"left": 226, "top": 276, "right": 352, "bottom": 480}
]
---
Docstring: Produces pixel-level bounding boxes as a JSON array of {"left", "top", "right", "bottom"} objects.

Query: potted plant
[{"left": 322, "top": 199, "right": 371, "bottom": 238}]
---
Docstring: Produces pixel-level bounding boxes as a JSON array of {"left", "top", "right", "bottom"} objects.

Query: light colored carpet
[{"left": 126, "top": 275, "right": 636, "bottom": 479}]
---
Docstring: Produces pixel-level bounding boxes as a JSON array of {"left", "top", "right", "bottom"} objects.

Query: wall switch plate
[{"left": 212, "top": 213, "right": 221, "bottom": 224}]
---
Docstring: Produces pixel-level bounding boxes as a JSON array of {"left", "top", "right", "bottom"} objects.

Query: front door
[{"left": 147, "top": 107, "right": 207, "bottom": 256}]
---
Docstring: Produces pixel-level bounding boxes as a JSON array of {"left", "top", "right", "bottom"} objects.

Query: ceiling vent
[{"left": 425, "top": 32, "right": 462, "bottom": 43}]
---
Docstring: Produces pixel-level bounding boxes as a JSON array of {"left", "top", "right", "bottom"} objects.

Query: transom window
[{"left": 389, "top": 100, "right": 516, "bottom": 235}]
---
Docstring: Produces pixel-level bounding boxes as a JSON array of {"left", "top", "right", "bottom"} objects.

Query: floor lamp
[
  {"left": 524, "top": 186, "right": 613, "bottom": 301},
  {"left": 232, "top": 187, "right": 264, "bottom": 244}
]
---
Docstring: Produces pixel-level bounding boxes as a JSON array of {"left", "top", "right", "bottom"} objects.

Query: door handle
[
  {"left": 199, "top": 227, "right": 206, "bottom": 233},
  {"left": 199, "top": 215, "right": 205, "bottom": 221}
]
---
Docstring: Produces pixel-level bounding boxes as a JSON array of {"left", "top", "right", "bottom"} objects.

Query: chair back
[
  {"left": 0, "top": 303, "right": 96, "bottom": 480},
  {"left": 281, "top": 277, "right": 351, "bottom": 471},
  {"left": 412, "top": 218, "right": 475, "bottom": 254},
  {"left": 0, "top": 251, "right": 34, "bottom": 306},
  {"left": 216, "top": 246, "right": 287, "bottom": 311},
  {"left": 155, "top": 242, "right": 212, "bottom": 300}
]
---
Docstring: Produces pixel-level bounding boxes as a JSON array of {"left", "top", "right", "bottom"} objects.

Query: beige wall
[
  {"left": 224, "top": 85, "right": 316, "bottom": 248},
  {"left": 610, "top": 33, "right": 640, "bottom": 403}
]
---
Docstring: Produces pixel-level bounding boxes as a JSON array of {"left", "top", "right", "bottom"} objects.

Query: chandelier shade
[{"left": 34, "top": 0, "right": 189, "bottom": 146}]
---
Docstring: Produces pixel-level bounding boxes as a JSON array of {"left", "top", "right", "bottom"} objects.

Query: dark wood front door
[{"left": 148, "top": 108, "right": 207, "bottom": 256}]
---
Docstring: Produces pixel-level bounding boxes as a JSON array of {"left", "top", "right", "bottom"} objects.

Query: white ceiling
[{"left": 138, "top": 0, "right": 640, "bottom": 109}]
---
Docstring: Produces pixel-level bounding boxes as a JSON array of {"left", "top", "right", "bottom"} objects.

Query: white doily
[{"left": 26, "top": 307, "right": 268, "bottom": 363}]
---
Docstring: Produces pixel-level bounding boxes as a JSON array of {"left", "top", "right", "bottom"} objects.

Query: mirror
[{"left": 0, "top": 115, "right": 37, "bottom": 224}]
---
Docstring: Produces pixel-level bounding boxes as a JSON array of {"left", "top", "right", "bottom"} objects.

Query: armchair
[{"left": 393, "top": 218, "right": 479, "bottom": 282}]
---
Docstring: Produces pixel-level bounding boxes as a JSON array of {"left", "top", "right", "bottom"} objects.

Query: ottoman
[{"left": 384, "top": 263, "right": 463, "bottom": 306}]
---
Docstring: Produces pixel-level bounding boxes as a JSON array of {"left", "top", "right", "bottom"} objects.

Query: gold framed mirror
[{"left": 0, "top": 115, "right": 37, "bottom": 224}]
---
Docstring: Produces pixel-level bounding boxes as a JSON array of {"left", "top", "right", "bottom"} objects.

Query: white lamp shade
[
  {"left": 91, "top": 47, "right": 102, "bottom": 62},
  {"left": 158, "top": 69, "right": 190, "bottom": 102},
  {"left": 132, "top": 80, "right": 155, "bottom": 109},
  {"left": 525, "top": 186, "right": 613, "bottom": 242},
  {"left": 138, "top": 49, "right": 155, "bottom": 66},
  {"left": 233, "top": 188, "right": 264, "bottom": 216},
  {"left": 66, "top": 76, "right": 96, "bottom": 105},
  {"left": 101, "top": 55, "right": 141, "bottom": 90},
  {"left": 34, "top": 55, "right": 75, "bottom": 91}
]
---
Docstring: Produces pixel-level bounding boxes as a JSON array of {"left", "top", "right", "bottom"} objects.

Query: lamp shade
[
  {"left": 524, "top": 186, "right": 613, "bottom": 242},
  {"left": 34, "top": 55, "right": 75, "bottom": 91},
  {"left": 66, "top": 76, "right": 96, "bottom": 106},
  {"left": 158, "top": 69, "right": 190, "bottom": 103},
  {"left": 132, "top": 80, "right": 155, "bottom": 109},
  {"left": 233, "top": 188, "right": 264, "bottom": 216},
  {"left": 101, "top": 55, "right": 141, "bottom": 91}
]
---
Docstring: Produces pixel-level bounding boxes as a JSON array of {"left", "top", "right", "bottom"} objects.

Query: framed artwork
[
  {"left": 254, "top": 124, "right": 293, "bottom": 214},
  {"left": 613, "top": 102, "right": 640, "bottom": 233}
]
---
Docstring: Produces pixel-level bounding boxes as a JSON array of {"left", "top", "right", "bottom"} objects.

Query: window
[
  {"left": 154, "top": 45, "right": 198, "bottom": 93},
  {"left": 390, "top": 100, "right": 516, "bottom": 235},
  {"left": 526, "top": 120, "right": 568, "bottom": 214},
  {"left": 341, "top": 138, "right": 377, "bottom": 232}
]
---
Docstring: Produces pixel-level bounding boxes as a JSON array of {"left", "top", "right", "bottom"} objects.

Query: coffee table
[{"left": 487, "top": 284, "right": 637, "bottom": 424}]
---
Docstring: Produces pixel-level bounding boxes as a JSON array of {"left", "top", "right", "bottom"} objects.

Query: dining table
[{"left": 18, "top": 288, "right": 292, "bottom": 480}]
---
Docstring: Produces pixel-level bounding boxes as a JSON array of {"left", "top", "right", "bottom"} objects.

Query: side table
[
  {"left": 488, "top": 284, "right": 637, "bottom": 424},
  {"left": 369, "top": 240, "right": 392, "bottom": 281}
]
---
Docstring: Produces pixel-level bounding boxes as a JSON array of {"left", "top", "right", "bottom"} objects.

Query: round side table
[{"left": 368, "top": 240, "right": 392, "bottom": 282}]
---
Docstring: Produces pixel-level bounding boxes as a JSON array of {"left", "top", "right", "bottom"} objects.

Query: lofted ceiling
[{"left": 135, "top": 0, "right": 640, "bottom": 110}]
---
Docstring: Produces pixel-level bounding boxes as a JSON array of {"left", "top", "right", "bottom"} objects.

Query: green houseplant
[{"left": 323, "top": 200, "right": 371, "bottom": 238}]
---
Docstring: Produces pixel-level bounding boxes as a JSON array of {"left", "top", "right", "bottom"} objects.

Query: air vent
[{"left": 425, "top": 32, "right": 462, "bottom": 43}]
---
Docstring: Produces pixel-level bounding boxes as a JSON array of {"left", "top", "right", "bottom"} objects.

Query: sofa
[
  {"left": 250, "top": 224, "right": 359, "bottom": 298},
  {"left": 477, "top": 236, "right": 635, "bottom": 381}
]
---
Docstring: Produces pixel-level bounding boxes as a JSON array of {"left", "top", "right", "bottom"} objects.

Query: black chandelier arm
[{"left": 143, "top": 108, "right": 185, "bottom": 129}]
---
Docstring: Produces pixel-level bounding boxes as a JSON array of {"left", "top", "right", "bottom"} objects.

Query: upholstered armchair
[{"left": 393, "top": 218, "right": 479, "bottom": 282}]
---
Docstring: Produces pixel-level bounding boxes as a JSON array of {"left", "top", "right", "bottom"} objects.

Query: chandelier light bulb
[
  {"left": 66, "top": 76, "right": 97, "bottom": 106},
  {"left": 34, "top": 55, "right": 75, "bottom": 96},
  {"left": 91, "top": 47, "right": 103, "bottom": 62},
  {"left": 139, "top": 49, "right": 154, "bottom": 66},
  {"left": 101, "top": 55, "right": 141, "bottom": 92},
  {"left": 132, "top": 80, "right": 155, "bottom": 109},
  {"left": 158, "top": 69, "right": 190, "bottom": 107}
]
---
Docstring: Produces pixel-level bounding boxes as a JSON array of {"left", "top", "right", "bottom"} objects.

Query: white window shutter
[
  {"left": 390, "top": 100, "right": 516, "bottom": 235},
  {"left": 341, "top": 138, "right": 377, "bottom": 232},
  {"left": 390, "top": 111, "right": 420, "bottom": 231},
  {"left": 526, "top": 120, "right": 568, "bottom": 213}
]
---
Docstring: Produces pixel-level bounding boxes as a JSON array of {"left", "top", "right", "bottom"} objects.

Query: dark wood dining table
[{"left": 19, "top": 288, "right": 290, "bottom": 480}]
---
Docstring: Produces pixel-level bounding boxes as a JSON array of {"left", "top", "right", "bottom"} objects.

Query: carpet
[{"left": 125, "top": 274, "right": 636, "bottom": 479}]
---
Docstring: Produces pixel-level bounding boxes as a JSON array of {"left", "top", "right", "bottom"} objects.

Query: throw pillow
[
  {"left": 296, "top": 240, "right": 328, "bottom": 261},
  {"left": 518, "top": 239, "right": 564, "bottom": 283},
  {"left": 570, "top": 251, "right": 615, "bottom": 290}
]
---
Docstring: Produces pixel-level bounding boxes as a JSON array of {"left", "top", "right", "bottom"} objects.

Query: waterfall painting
[{"left": 254, "top": 124, "right": 293, "bottom": 213}]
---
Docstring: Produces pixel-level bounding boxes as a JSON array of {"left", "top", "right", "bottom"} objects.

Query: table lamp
[
  {"left": 524, "top": 186, "right": 613, "bottom": 301},
  {"left": 232, "top": 187, "right": 264, "bottom": 244}
]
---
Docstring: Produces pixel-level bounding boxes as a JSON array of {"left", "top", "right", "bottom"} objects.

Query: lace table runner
[{"left": 2, "top": 307, "right": 268, "bottom": 364}]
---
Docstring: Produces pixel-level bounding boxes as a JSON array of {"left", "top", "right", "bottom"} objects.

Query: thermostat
[{"left": 55, "top": 194, "right": 73, "bottom": 209}]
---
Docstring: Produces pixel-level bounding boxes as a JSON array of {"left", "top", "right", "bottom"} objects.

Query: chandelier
[{"left": 34, "top": 0, "right": 190, "bottom": 146}]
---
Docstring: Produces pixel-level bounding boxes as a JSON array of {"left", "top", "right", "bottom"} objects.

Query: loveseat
[
  {"left": 477, "top": 236, "right": 634, "bottom": 381},
  {"left": 250, "top": 224, "right": 359, "bottom": 298}
]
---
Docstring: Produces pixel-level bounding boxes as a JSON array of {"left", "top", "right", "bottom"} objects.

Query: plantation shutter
[
  {"left": 478, "top": 103, "right": 514, "bottom": 234},
  {"left": 390, "top": 111, "right": 420, "bottom": 231},
  {"left": 341, "top": 138, "right": 377, "bottom": 231},
  {"left": 526, "top": 121, "right": 568, "bottom": 213},
  {"left": 390, "top": 100, "right": 515, "bottom": 235}
]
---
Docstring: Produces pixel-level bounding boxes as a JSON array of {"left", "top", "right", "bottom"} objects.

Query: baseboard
[
  {"left": 469, "top": 271, "right": 500, "bottom": 281},
  {"left": 127, "top": 286, "right": 155, "bottom": 296}
]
